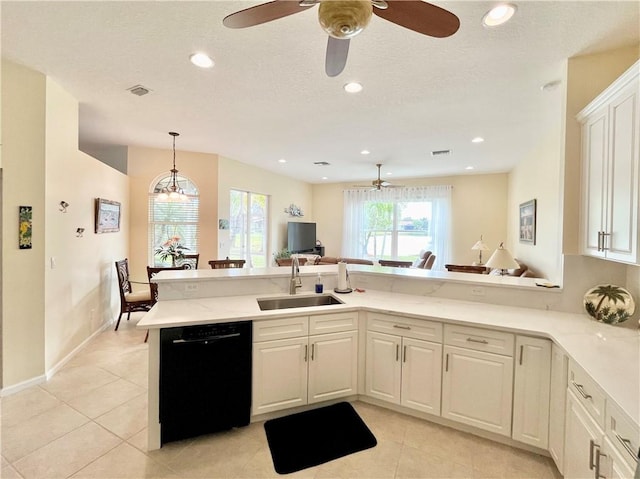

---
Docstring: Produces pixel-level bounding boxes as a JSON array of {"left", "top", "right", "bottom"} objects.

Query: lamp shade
[
  {"left": 471, "top": 240, "right": 489, "bottom": 251},
  {"left": 485, "top": 243, "right": 519, "bottom": 271}
]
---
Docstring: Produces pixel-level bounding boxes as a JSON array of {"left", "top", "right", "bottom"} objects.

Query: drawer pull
[
  {"left": 466, "top": 337, "right": 489, "bottom": 344},
  {"left": 615, "top": 433, "right": 639, "bottom": 463},
  {"left": 393, "top": 325, "right": 411, "bottom": 330},
  {"left": 572, "top": 381, "right": 592, "bottom": 400}
]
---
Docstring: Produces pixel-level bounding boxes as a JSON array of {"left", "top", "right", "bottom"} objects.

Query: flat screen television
[{"left": 287, "top": 222, "right": 316, "bottom": 253}]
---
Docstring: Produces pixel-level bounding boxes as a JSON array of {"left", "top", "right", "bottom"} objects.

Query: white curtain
[{"left": 342, "top": 185, "right": 452, "bottom": 270}]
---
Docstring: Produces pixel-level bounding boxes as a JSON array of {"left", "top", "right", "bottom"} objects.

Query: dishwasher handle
[{"left": 172, "top": 332, "right": 241, "bottom": 344}]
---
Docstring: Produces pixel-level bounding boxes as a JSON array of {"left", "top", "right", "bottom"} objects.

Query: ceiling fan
[
  {"left": 223, "top": 0, "right": 460, "bottom": 77},
  {"left": 353, "top": 163, "right": 404, "bottom": 190}
]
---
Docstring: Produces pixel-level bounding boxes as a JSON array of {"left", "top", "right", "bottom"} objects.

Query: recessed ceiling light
[
  {"left": 465, "top": 166, "right": 475, "bottom": 170},
  {"left": 361, "top": 150, "right": 370, "bottom": 155},
  {"left": 344, "top": 82, "right": 363, "bottom": 93},
  {"left": 321, "top": 176, "right": 328, "bottom": 180},
  {"left": 541, "top": 80, "right": 561, "bottom": 92},
  {"left": 482, "top": 4, "right": 517, "bottom": 27},
  {"left": 472, "top": 137, "right": 484, "bottom": 143},
  {"left": 278, "top": 159, "right": 286, "bottom": 163},
  {"left": 386, "top": 172, "right": 392, "bottom": 176},
  {"left": 190, "top": 53, "right": 214, "bottom": 68}
]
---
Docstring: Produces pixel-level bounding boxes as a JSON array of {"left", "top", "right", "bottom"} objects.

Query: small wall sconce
[
  {"left": 76, "top": 227, "right": 85, "bottom": 238},
  {"left": 284, "top": 203, "right": 304, "bottom": 217},
  {"left": 59, "top": 201, "right": 69, "bottom": 213}
]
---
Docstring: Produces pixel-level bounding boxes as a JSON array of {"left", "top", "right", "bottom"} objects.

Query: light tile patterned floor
[{"left": 1, "top": 314, "right": 562, "bottom": 478}]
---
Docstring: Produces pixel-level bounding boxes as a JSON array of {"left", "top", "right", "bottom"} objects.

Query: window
[
  {"left": 342, "top": 185, "right": 451, "bottom": 270},
  {"left": 230, "top": 190, "right": 269, "bottom": 267},
  {"left": 149, "top": 175, "right": 199, "bottom": 266}
]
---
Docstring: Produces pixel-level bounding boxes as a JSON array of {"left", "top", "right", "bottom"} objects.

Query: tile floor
[{"left": 1, "top": 315, "right": 562, "bottom": 478}]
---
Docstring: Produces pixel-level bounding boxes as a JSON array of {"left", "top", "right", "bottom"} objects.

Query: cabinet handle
[
  {"left": 597, "top": 231, "right": 603, "bottom": 251},
  {"left": 466, "top": 337, "right": 489, "bottom": 344},
  {"left": 445, "top": 353, "right": 449, "bottom": 372},
  {"left": 304, "top": 344, "right": 308, "bottom": 362},
  {"left": 519, "top": 345, "right": 524, "bottom": 365},
  {"left": 396, "top": 344, "right": 399, "bottom": 361},
  {"left": 615, "top": 433, "right": 639, "bottom": 463},
  {"left": 311, "top": 343, "right": 315, "bottom": 361},
  {"left": 403, "top": 345, "right": 407, "bottom": 363},
  {"left": 601, "top": 232, "right": 610, "bottom": 251},
  {"left": 595, "top": 448, "right": 607, "bottom": 479},
  {"left": 572, "top": 381, "right": 593, "bottom": 400},
  {"left": 393, "top": 324, "right": 411, "bottom": 330},
  {"left": 589, "top": 439, "right": 598, "bottom": 470}
]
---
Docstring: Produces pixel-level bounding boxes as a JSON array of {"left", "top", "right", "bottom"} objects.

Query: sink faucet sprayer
[{"left": 290, "top": 256, "right": 302, "bottom": 294}]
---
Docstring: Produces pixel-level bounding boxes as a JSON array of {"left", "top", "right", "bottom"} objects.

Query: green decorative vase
[{"left": 583, "top": 284, "right": 635, "bottom": 325}]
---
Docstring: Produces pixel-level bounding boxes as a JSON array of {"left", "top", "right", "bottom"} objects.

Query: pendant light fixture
[{"left": 157, "top": 131, "right": 188, "bottom": 202}]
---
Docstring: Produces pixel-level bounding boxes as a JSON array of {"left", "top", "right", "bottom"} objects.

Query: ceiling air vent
[
  {"left": 314, "top": 161, "right": 331, "bottom": 166},
  {"left": 431, "top": 149, "right": 451, "bottom": 157},
  {"left": 127, "top": 85, "right": 151, "bottom": 96}
]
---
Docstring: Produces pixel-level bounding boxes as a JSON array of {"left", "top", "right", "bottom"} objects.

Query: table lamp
[
  {"left": 471, "top": 235, "right": 490, "bottom": 265},
  {"left": 485, "top": 242, "right": 519, "bottom": 275}
]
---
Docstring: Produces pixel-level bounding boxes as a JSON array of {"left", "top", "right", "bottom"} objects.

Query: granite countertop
[{"left": 138, "top": 288, "right": 639, "bottom": 429}]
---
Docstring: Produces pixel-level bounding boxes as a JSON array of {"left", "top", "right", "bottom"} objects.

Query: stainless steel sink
[{"left": 257, "top": 294, "right": 344, "bottom": 311}]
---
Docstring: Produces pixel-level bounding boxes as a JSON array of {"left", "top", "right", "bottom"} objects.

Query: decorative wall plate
[{"left": 583, "top": 284, "right": 635, "bottom": 325}]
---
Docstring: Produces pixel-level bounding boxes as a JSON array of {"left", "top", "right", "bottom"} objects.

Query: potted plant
[
  {"left": 273, "top": 248, "right": 292, "bottom": 266},
  {"left": 155, "top": 236, "right": 190, "bottom": 266}
]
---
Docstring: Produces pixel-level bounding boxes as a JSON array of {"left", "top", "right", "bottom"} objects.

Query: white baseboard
[{"left": 0, "top": 320, "right": 113, "bottom": 397}]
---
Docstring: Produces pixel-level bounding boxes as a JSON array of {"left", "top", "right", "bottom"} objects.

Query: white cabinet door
[
  {"left": 602, "top": 436, "right": 637, "bottom": 479},
  {"left": 365, "top": 331, "right": 401, "bottom": 404},
  {"left": 548, "top": 344, "right": 569, "bottom": 474},
  {"left": 252, "top": 337, "right": 308, "bottom": 415},
  {"left": 564, "top": 390, "right": 604, "bottom": 479},
  {"left": 441, "top": 345, "right": 513, "bottom": 437},
  {"left": 308, "top": 330, "right": 358, "bottom": 404},
  {"left": 512, "top": 336, "right": 551, "bottom": 449},
  {"left": 400, "top": 337, "right": 442, "bottom": 416}
]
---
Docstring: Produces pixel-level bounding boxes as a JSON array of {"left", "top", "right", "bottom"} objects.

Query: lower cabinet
[
  {"left": 512, "top": 336, "right": 551, "bottom": 449},
  {"left": 365, "top": 331, "right": 442, "bottom": 415},
  {"left": 548, "top": 343, "right": 569, "bottom": 474},
  {"left": 441, "top": 344, "right": 514, "bottom": 436},
  {"left": 602, "top": 436, "right": 636, "bottom": 479},
  {"left": 564, "top": 389, "right": 605, "bottom": 479},
  {"left": 252, "top": 312, "right": 358, "bottom": 416}
]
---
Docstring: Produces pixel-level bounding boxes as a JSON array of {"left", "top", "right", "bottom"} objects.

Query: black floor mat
[{"left": 264, "top": 402, "right": 377, "bottom": 474}]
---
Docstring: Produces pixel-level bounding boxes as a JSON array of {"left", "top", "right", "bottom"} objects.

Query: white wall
[
  {"left": 1, "top": 60, "right": 130, "bottom": 390},
  {"left": 218, "top": 156, "right": 313, "bottom": 266},
  {"left": 312, "top": 173, "right": 510, "bottom": 269}
]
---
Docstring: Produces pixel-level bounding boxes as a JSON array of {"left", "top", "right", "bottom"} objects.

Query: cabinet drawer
[
  {"left": 444, "top": 324, "right": 514, "bottom": 356},
  {"left": 367, "top": 313, "right": 443, "bottom": 343},
  {"left": 606, "top": 400, "right": 639, "bottom": 468},
  {"left": 253, "top": 316, "right": 308, "bottom": 342},
  {"left": 568, "top": 360, "right": 606, "bottom": 429},
  {"left": 309, "top": 312, "right": 358, "bottom": 335}
]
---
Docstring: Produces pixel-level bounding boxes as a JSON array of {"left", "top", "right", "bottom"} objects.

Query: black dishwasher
[{"left": 159, "top": 321, "right": 252, "bottom": 445}]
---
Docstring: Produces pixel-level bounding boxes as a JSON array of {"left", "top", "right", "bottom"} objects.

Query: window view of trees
[
  {"left": 363, "top": 201, "right": 432, "bottom": 260},
  {"left": 230, "top": 190, "right": 268, "bottom": 267}
]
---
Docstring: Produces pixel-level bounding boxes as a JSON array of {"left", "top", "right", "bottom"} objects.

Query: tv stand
[{"left": 292, "top": 246, "right": 325, "bottom": 257}]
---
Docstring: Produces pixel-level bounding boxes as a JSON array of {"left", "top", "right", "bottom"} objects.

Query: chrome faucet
[{"left": 289, "top": 256, "right": 302, "bottom": 294}]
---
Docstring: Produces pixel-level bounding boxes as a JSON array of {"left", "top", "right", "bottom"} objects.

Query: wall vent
[
  {"left": 127, "top": 85, "right": 152, "bottom": 96},
  {"left": 314, "top": 161, "right": 331, "bottom": 166},
  {"left": 431, "top": 149, "right": 451, "bottom": 157}
]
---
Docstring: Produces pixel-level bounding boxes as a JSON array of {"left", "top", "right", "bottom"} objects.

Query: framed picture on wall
[
  {"left": 519, "top": 199, "right": 536, "bottom": 245},
  {"left": 95, "top": 198, "right": 121, "bottom": 233}
]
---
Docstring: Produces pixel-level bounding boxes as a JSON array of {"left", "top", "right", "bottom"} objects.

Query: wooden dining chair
[
  {"left": 114, "top": 259, "right": 153, "bottom": 331},
  {"left": 146, "top": 265, "right": 188, "bottom": 304},
  {"left": 176, "top": 253, "right": 199, "bottom": 269},
  {"left": 208, "top": 257, "right": 246, "bottom": 269}
]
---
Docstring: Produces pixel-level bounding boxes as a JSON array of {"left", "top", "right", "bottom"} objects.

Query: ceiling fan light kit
[{"left": 223, "top": 0, "right": 460, "bottom": 77}]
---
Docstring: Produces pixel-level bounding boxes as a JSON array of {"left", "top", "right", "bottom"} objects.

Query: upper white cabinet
[{"left": 578, "top": 60, "right": 640, "bottom": 264}]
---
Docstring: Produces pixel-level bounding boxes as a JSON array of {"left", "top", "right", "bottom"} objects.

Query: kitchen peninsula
[{"left": 138, "top": 265, "right": 639, "bottom": 477}]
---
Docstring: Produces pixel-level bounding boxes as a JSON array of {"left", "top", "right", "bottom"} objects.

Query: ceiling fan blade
[
  {"left": 223, "top": 1, "right": 314, "bottom": 29},
  {"left": 325, "top": 37, "right": 350, "bottom": 77},
  {"left": 373, "top": 1, "right": 460, "bottom": 38}
]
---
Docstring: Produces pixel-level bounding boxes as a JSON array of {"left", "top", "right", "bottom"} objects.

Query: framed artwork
[
  {"left": 19, "top": 206, "right": 33, "bottom": 249},
  {"left": 95, "top": 198, "right": 121, "bottom": 233},
  {"left": 519, "top": 199, "right": 536, "bottom": 245}
]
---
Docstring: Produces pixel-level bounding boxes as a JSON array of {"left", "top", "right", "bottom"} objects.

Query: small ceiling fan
[
  {"left": 353, "top": 163, "right": 404, "bottom": 190},
  {"left": 223, "top": 0, "right": 460, "bottom": 77}
]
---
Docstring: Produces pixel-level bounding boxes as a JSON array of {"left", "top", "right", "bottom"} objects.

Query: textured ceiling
[{"left": 2, "top": 1, "right": 639, "bottom": 184}]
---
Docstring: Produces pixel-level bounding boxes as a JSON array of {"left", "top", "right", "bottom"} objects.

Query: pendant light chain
[{"left": 157, "top": 131, "right": 188, "bottom": 202}]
